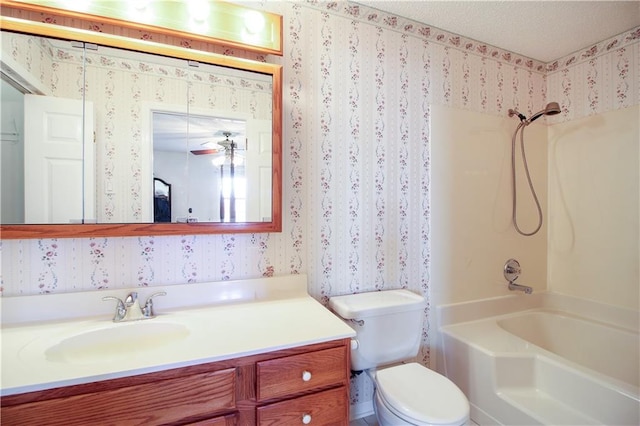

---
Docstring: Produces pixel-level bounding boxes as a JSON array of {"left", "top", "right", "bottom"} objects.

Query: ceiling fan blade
[{"left": 190, "top": 149, "right": 224, "bottom": 156}]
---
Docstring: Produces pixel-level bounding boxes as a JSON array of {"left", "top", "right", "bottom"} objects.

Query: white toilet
[{"left": 329, "top": 289, "right": 469, "bottom": 426}]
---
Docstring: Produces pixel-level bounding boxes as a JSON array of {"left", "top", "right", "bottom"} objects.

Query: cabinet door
[
  {"left": 256, "top": 347, "right": 347, "bottom": 401},
  {"left": 257, "top": 386, "right": 348, "bottom": 426}
]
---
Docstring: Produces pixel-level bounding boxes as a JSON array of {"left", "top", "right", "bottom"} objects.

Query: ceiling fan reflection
[{"left": 189, "top": 131, "right": 244, "bottom": 157}]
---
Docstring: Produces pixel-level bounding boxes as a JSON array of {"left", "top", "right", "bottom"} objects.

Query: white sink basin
[{"left": 26, "top": 321, "right": 190, "bottom": 365}]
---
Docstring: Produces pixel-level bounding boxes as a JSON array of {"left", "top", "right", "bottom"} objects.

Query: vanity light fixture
[{"left": 5, "top": 0, "right": 283, "bottom": 55}]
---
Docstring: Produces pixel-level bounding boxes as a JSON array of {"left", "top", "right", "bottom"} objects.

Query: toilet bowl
[
  {"left": 372, "top": 363, "right": 469, "bottom": 426},
  {"left": 328, "top": 290, "right": 470, "bottom": 426}
]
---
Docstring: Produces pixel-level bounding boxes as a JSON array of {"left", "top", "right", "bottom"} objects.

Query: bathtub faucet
[
  {"left": 508, "top": 281, "right": 533, "bottom": 294},
  {"left": 504, "top": 258, "right": 533, "bottom": 294}
]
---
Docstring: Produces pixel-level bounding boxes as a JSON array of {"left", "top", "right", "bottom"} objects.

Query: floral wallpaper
[
  {"left": 547, "top": 33, "right": 639, "bottom": 120},
  {"left": 1, "top": 0, "right": 639, "bottom": 412}
]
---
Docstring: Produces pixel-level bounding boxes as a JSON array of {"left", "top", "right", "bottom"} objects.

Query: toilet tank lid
[{"left": 329, "top": 289, "right": 426, "bottom": 319}]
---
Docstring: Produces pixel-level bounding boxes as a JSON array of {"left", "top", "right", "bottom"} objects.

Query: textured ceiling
[{"left": 355, "top": 1, "right": 640, "bottom": 62}]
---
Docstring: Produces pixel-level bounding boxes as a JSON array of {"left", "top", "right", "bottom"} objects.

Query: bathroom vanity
[
  {"left": 1, "top": 275, "right": 355, "bottom": 425},
  {"left": 2, "top": 340, "right": 350, "bottom": 425}
]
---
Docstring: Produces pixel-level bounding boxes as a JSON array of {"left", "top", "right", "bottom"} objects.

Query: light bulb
[{"left": 244, "top": 10, "right": 265, "bottom": 34}]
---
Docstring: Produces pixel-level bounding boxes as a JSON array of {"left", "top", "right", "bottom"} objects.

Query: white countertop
[{"left": 1, "top": 274, "right": 356, "bottom": 396}]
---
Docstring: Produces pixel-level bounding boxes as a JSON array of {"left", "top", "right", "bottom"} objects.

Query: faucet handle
[
  {"left": 102, "top": 296, "right": 126, "bottom": 321},
  {"left": 124, "top": 292, "right": 139, "bottom": 306},
  {"left": 102, "top": 295, "right": 124, "bottom": 305},
  {"left": 142, "top": 292, "right": 167, "bottom": 318},
  {"left": 503, "top": 258, "right": 521, "bottom": 282}
]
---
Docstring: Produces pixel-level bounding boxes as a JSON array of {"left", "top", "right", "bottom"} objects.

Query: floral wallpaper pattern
[
  {"left": 547, "top": 41, "right": 639, "bottom": 121},
  {"left": 1, "top": 0, "right": 639, "bottom": 412}
]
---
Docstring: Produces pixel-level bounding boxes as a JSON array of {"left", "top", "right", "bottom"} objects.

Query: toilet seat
[{"left": 375, "top": 363, "right": 469, "bottom": 426}]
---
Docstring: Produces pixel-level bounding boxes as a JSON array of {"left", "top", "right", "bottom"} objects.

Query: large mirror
[{"left": 0, "top": 17, "right": 282, "bottom": 238}]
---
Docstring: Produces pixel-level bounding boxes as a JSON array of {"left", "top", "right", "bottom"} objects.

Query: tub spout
[{"left": 508, "top": 281, "right": 533, "bottom": 294}]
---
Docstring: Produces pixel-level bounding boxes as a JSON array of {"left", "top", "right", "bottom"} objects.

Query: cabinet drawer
[
  {"left": 256, "top": 347, "right": 347, "bottom": 401},
  {"left": 257, "top": 386, "right": 348, "bottom": 426},
  {"left": 2, "top": 368, "right": 237, "bottom": 426}
]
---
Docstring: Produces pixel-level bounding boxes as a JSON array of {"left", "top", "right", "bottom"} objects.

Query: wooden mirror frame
[{"left": 0, "top": 16, "right": 282, "bottom": 239}]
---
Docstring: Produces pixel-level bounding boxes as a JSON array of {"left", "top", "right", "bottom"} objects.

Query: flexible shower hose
[{"left": 511, "top": 122, "right": 544, "bottom": 236}]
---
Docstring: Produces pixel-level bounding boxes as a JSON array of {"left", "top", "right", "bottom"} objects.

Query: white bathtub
[
  {"left": 438, "top": 293, "right": 640, "bottom": 425},
  {"left": 498, "top": 311, "right": 639, "bottom": 388}
]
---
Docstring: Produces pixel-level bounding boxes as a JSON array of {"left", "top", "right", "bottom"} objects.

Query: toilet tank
[{"left": 329, "top": 289, "right": 426, "bottom": 371}]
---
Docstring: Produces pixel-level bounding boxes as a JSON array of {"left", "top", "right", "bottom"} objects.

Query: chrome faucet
[
  {"left": 503, "top": 259, "right": 533, "bottom": 294},
  {"left": 102, "top": 291, "right": 166, "bottom": 322}
]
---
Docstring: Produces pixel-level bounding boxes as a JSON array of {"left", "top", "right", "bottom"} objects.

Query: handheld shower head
[
  {"left": 508, "top": 108, "right": 527, "bottom": 122},
  {"left": 527, "top": 102, "right": 561, "bottom": 123}
]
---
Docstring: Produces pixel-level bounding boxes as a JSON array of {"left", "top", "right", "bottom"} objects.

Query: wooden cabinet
[
  {"left": 0, "top": 339, "right": 350, "bottom": 426},
  {"left": 256, "top": 347, "right": 349, "bottom": 425}
]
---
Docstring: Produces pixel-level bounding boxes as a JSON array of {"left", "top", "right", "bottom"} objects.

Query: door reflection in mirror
[{"left": 1, "top": 79, "right": 25, "bottom": 224}]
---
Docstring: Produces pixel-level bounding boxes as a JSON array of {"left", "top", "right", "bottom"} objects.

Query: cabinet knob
[
  {"left": 301, "top": 370, "right": 312, "bottom": 382},
  {"left": 302, "top": 413, "right": 312, "bottom": 424}
]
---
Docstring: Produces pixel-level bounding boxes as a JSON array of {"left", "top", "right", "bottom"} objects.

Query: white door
[
  {"left": 24, "top": 94, "right": 94, "bottom": 223},
  {"left": 245, "top": 119, "right": 272, "bottom": 222}
]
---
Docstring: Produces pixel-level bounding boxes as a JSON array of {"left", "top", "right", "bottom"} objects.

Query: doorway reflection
[{"left": 152, "top": 111, "right": 246, "bottom": 222}]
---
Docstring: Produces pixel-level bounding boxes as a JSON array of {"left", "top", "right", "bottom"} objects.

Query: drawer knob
[
  {"left": 301, "top": 370, "right": 312, "bottom": 382},
  {"left": 302, "top": 413, "right": 312, "bottom": 424}
]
